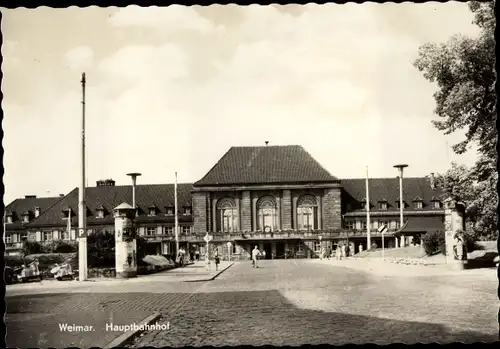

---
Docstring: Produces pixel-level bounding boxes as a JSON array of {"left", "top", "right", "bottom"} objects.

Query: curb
[
  {"left": 183, "top": 262, "right": 234, "bottom": 282},
  {"left": 103, "top": 312, "right": 162, "bottom": 349}
]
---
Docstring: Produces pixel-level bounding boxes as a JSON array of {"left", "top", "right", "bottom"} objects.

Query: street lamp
[
  {"left": 393, "top": 164, "right": 408, "bottom": 248},
  {"left": 126, "top": 173, "right": 142, "bottom": 209}
]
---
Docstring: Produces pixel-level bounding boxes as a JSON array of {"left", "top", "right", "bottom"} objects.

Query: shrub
[
  {"left": 40, "top": 240, "right": 78, "bottom": 254},
  {"left": 22, "top": 241, "right": 44, "bottom": 255},
  {"left": 460, "top": 230, "right": 481, "bottom": 253},
  {"left": 54, "top": 240, "right": 78, "bottom": 253},
  {"left": 422, "top": 230, "right": 446, "bottom": 256},
  {"left": 4, "top": 254, "right": 25, "bottom": 268},
  {"left": 136, "top": 237, "right": 149, "bottom": 267},
  {"left": 76, "top": 230, "right": 115, "bottom": 268}
]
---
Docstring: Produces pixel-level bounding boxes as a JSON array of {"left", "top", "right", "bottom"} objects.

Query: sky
[{"left": 1, "top": 3, "right": 482, "bottom": 204}]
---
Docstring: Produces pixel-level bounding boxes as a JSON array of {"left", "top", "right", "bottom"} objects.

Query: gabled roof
[
  {"left": 194, "top": 145, "right": 339, "bottom": 186},
  {"left": 5, "top": 196, "right": 64, "bottom": 231},
  {"left": 341, "top": 177, "right": 445, "bottom": 213},
  {"left": 27, "top": 183, "right": 194, "bottom": 228}
]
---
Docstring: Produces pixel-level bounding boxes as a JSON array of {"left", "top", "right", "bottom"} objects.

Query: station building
[{"left": 4, "top": 145, "right": 446, "bottom": 258}]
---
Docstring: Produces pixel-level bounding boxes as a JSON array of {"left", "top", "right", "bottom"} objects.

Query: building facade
[{"left": 4, "top": 145, "right": 446, "bottom": 259}]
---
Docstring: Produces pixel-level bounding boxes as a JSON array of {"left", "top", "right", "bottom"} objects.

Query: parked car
[{"left": 4, "top": 266, "right": 15, "bottom": 285}]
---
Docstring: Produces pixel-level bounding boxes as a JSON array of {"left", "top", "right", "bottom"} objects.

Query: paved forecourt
[
  {"left": 5, "top": 262, "right": 232, "bottom": 348},
  {"left": 5, "top": 259, "right": 498, "bottom": 347},
  {"left": 132, "top": 259, "right": 498, "bottom": 346}
]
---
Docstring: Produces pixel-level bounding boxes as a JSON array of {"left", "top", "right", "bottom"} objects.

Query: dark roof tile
[
  {"left": 28, "top": 183, "right": 194, "bottom": 228},
  {"left": 5, "top": 196, "right": 64, "bottom": 231},
  {"left": 341, "top": 177, "right": 445, "bottom": 213},
  {"left": 194, "top": 145, "right": 338, "bottom": 186}
]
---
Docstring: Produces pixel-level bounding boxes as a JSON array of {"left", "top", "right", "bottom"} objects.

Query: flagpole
[
  {"left": 366, "top": 166, "right": 371, "bottom": 250},
  {"left": 174, "top": 172, "right": 179, "bottom": 254},
  {"left": 67, "top": 208, "right": 71, "bottom": 238},
  {"left": 78, "top": 72, "right": 88, "bottom": 281}
]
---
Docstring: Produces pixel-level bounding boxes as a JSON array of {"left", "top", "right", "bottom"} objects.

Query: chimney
[
  {"left": 25, "top": 195, "right": 36, "bottom": 199},
  {"left": 430, "top": 173, "right": 435, "bottom": 189},
  {"left": 97, "top": 179, "right": 115, "bottom": 187},
  {"left": 35, "top": 207, "right": 41, "bottom": 217},
  {"left": 59, "top": 194, "right": 64, "bottom": 197},
  {"left": 265, "top": 141, "right": 269, "bottom": 146}
]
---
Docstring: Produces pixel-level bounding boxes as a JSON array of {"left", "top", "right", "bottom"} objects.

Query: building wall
[
  {"left": 197, "top": 187, "right": 338, "bottom": 233},
  {"left": 241, "top": 191, "right": 252, "bottom": 232},
  {"left": 323, "top": 188, "right": 342, "bottom": 229},
  {"left": 192, "top": 192, "right": 208, "bottom": 234}
]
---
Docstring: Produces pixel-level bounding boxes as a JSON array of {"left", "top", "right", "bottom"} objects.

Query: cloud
[
  {"left": 97, "top": 43, "right": 188, "bottom": 81},
  {"left": 64, "top": 46, "right": 94, "bottom": 70},
  {"left": 108, "top": 5, "right": 214, "bottom": 34},
  {"left": 3, "top": 4, "right": 481, "bottom": 203}
]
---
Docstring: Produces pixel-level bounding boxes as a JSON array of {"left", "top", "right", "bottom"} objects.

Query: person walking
[
  {"left": 195, "top": 249, "right": 200, "bottom": 262},
  {"left": 252, "top": 245, "right": 261, "bottom": 268},
  {"left": 214, "top": 249, "right": 220, "bottom": 271},
  {"left": 341, "top": 244, "right": 346, "bottom": 260}
]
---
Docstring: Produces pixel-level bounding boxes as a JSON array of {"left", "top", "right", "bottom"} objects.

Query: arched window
[
  {"left": 216, "top": 198, "right": 238, "bottom": 233},
  {"left": 297, "top": 195, "right": 318, "bottom": 230},
  {"left": 257, "top": 196, "right": 277, "bottom": 231}
]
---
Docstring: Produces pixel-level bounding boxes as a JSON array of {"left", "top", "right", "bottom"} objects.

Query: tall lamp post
[
  {"left": 126, "top": 173, "right": 142, "bottom": 209},
  {"left": 393, "top": 164, "right": 408, "bottom": 248},
  {"left": 318, "top": 235, "right": 323, "bottom": 259}
]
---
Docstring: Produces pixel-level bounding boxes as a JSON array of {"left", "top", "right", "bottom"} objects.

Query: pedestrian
[
  {"left": 341, "top": 244, "right": 346, "bottom": 259},
  {"left": 205, "top": 250, "right": 211, "bottom": 271},
  {"left": 214, "top": 249, "right": 220, "bottom": 271},
  {"left": 190, "top": 250, "right": 194, "bottom": 262},
  {"left": 336, "top": 245, "right": 340, "bottom": 260},
  {"left": 262, "top": 250, "right": 266, "bottom": 260},
  {"left": 195, "top": 249, "right": 200, "bottom": 262},
  {"left": 252, "top": 245, "right": 261, "bottom": 268}
]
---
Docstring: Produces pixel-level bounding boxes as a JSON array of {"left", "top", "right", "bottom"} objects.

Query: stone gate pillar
[
  {"left": 444, "top": 196, "right": 467, "bottom": 269},
  {"left": 114, "top": 202, "right": 138, "bottom": 278}
]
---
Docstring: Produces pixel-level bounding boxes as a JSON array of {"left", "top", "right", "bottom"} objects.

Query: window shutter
[
  {"left": 71, "top": 229, "right": 76, "bottom": 240},
  {"left": 36, "top": 231, "right": 41, "bottom": 241},
  {"left": 53, "top": 230, "right": 59, "bottom": 240}
]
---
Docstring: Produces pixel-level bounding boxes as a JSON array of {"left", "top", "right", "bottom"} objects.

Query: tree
[{"left": 414, "top": 2, "right": 497, "bottom": 240}]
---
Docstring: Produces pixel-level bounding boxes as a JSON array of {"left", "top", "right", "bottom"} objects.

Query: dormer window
[
  {"left": 183, "top": 205, "right": 192, "bottom": 216},
  {"left": 431, "top": 197, "right": 441, "bottom": 209},
  {"left": 35, "top": 207, "right": 41, "bottom": 217},
  {"left": 148, "top": 205, "right": 157, "bottom": 216},
  {"left": 62, "top": 207, "right": 73, "bottom": 219},
  {"left": 5, "top": 213, "right": 13, "bottom": 224},
  {"left": 395, "top": 198, "right": 406, "bottom": 209},
  {"left": 413, "top": 197, "right": 424, "bottom": 209},
  {"left": 378, "top": 199, "right": 388, "bottom": 210},
  {"left": 165, "top": 205, "right": 174, "bottom": 216},
  {"left": 22, "top": 212, "right": 30, "bottom": 223},
  {"left": 96, "top": 205, "right": 105, "bottom": 219},
  {"left": 360, "top": 198, "right": 367, "bottom": 210}
]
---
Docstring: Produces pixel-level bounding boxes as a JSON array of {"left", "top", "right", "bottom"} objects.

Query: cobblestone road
[
  {"left": 6, "top": 292, "right": 198, "bottom": 348},
  {"left": 6, "top": 259, "right": 498, "bottom": 347},
  {"left": 132, "top": 259, "right": 499, "bottom": 346}
]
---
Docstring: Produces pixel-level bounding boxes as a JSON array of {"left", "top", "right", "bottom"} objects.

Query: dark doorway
[
  {"left": 263, "top": 243, "right": 272, "bottom": 259},
  {"left": 275, "top": 241, "right": 285, "bottom": 258}
]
